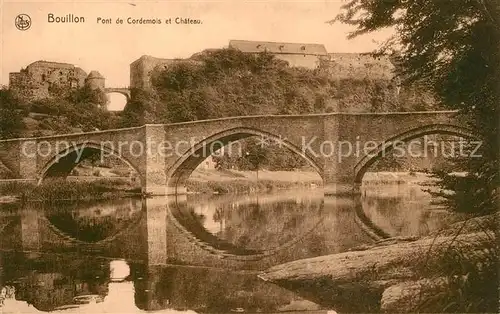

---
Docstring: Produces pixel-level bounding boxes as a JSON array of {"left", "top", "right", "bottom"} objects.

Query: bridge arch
[
  {"left": 104, "top": 88, "right": 131, "bottom": 102},
  {"left": 354, "top": 124, "right": 478, "bottom": 184},
  {"left": 166, "top": 127, "right": 323, "bottom": 192},
  {"left": 37, "top": 141, "right": 144, "bottom": 185},
  {"left": 105, "top": 92, "right": 129, "bottom": 111}
]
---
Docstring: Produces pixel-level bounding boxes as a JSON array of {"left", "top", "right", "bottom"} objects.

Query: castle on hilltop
[
  {"left": 9, "top": 61, "right": 105, "bottom": 100},
  {"left": 9, "top": 40, "right": 396, "bottom": 101},
  {"left": 129, "top": 39, "right": 396, "bottom": 91}
]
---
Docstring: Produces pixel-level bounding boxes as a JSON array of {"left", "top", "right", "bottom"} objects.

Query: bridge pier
[
  {"left": 144, "top": 198, "right": 168, "bottom": 265},
  {"left": 0, "top": 139, "right": 38, "bottom": 180},
  {"left": 20, "top": 206, "right": 41, "bottom": 251},
  {"left": 142, "top": 126, "right": 170, "bottom": 195}
]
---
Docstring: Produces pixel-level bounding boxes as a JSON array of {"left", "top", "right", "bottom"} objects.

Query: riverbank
[
  {"left": 0, "top": 179, "right": 140, "bottom": 203},
  {"left": 0, "top": 170, "right": 435, "bottom": 201},
  {"left": 186, "top": 169, "right": 322, "bottom": 194},
  {"left": 259, "top": 213, "right": 498, "bottom": 313},
  {"left": 0, "top": 170, "right": 321, "bottom": 202},
  {"left": 185, "top": 170, "right": 436, "bottom": 194}
]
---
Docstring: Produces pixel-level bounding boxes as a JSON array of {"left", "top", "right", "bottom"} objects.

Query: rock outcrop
[{"left": 258, "top": 214, "right": 497, "bottom": 312}]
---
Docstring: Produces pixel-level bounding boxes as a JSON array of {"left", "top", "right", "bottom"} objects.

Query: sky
[{"left": 1, "top": 0, "right": 392, "bottom": 109}]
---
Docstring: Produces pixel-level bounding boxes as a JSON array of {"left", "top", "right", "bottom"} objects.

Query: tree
[
  {"left": 0, "top": 88, "right": 24, "bottom": 139},
  {"left": 333, "top": 0, "right": 499, "bottom": 214},
  {"left": 67, "top": 85, "right": 108, "bottom": 108}
]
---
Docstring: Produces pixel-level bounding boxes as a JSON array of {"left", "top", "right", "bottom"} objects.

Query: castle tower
[{"left": 85, "top": 70, "right": 105, "bottom": 90}]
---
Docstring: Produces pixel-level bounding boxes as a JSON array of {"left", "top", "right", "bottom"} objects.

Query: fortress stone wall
[
  {"left": 130, "top": 55, "right": 177, "bottom": 90},
  {"left": 130, "top": 55, "right": 203, "bottom": 91},
  {"left": 323, "top": 53, "right": 395, "bottom": 80},
  {"left": 129, "top": 40, "right": 397, "bottom": 92},
  {"left": 273, "top": 53, "right": 329, "bottom": 70}
]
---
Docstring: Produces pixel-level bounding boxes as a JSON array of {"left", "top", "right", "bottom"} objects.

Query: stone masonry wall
[
  {"left": 9, "top": 62, "right": 88, "bottom": 100},
  {"left": 322, "top": 53, "right": 395, "bottom": 80},
  {"left": 130, "top": 51, "right": 396, "bottom": 93},
  {"left": 273, "top": 54, "right": 324, "bottom": 69}
]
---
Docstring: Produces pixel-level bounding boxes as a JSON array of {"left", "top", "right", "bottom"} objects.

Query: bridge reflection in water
[{"left": 0, "top": 187, "right": 457, "bottom": 313}]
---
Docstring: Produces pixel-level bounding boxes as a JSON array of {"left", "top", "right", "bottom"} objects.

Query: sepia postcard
[{"left": 0, "top": 0, "right": 498, "bottom": 313}]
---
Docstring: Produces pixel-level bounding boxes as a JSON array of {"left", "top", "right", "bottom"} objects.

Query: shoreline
[{"left": 0, "top": 170, "right": 435, "bottom": 204}]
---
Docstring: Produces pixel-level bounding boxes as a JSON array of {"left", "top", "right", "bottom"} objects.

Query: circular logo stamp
[{"left": 15, "top": 14, "right": 31, "bottom": 31}]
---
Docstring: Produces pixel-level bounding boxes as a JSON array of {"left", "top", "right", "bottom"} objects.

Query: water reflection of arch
[
  {"left": 42, "top": 198, "right": 144, "bottom": 245},
  {"left": 352, "top": 189, "right": 446, "bottom": 241},
  {"left": 352, "top": 194, "right": 391, "bottom": 241},
  {"left": 167, "top": 192, "right": 327, "bottom": 261}
]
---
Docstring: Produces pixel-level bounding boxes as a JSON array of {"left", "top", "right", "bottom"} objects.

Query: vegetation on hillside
[
  {"left": 123, "top": 49, "right": 437, "bottom": 126},
  {"left": 0, "top": 86, "right": 120, "bottom": 139}
]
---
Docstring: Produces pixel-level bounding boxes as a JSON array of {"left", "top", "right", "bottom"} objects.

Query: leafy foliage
[
  {"left": 334, "top": 0, "right": 499, "bottom": 214},
  {"left": 120, "top": 88, "right": 160, "bottom": 127},
  {"left": 0, "top": 88, "right": 25, "bottom": 139},
  {"left": 147, "top": 49, "right": 437, "bottom": 123}
]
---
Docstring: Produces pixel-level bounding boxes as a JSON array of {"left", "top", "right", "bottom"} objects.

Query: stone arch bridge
[
  {"left": 0, "top": 111, "right": 476, "bottom": 195},
  {"left": 104, "top": 87, "right": 131, "bottom": 102}
]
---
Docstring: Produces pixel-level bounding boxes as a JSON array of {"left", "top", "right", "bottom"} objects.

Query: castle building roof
[
  {"left": 27, "top": 60, "right": 75, "bottom": 69},
  {"left": 229, "top": 40, "right": 328, "bottom": 56},
  {"left": 87, "top": 70, "right": 104, "bottom": 79},
  {"left": 130, "top": 55, "right": 175, "bottom": 66}
]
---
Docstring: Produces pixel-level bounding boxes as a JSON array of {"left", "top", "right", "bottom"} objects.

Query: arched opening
[
  {"left": 106, "top": 92, "right": 128, "bottom": 111},
  {"left": 166, "top": 127, "right": 323, "bottom": 193},
  {"left": 354, "top": 124, "right": 477, "bottom": 183},
  {"left": 38, "top": 142, "right": 142, "bottom": 189},
  {"left": 353, "top": 124, "right": 478, "bottom": 238}
]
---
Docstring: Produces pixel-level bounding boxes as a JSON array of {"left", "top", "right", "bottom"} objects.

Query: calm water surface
[{"left": 0, "top": 182, "right": 458, "bottom": 313}]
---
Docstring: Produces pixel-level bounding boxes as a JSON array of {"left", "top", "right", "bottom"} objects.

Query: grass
[
  {"left": 0, "top": 169, "right": 323, "bottom": 201},
  {"left": 411, "top": 215, "right": 498, "bottom": 313},
  {"left": 0, "top": 179, "right": 140, "bottom": 201},
  {"left": 185, "top": 179, "right": 321, "bottom": 194}
]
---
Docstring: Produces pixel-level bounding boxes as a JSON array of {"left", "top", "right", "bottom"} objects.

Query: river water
[{"left": 0, "top": 182, "right": 459, "bottom": 313}]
